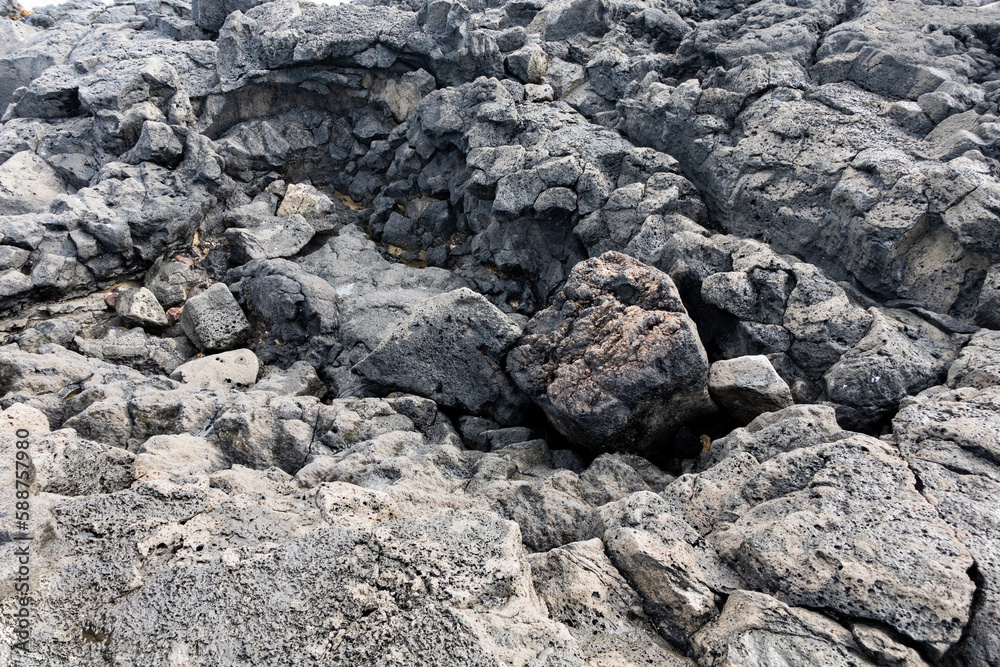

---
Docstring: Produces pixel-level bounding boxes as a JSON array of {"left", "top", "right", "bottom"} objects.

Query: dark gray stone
[{"left": 180, "top": 283, "right": 251, "bottom": 352}]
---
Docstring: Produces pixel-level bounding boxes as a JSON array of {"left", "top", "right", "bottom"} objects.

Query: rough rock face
[
  {"left": 508, "top": 251, "right": 714, "bottom": 455},
  {"left": 179, "top": 282, "right": 251, "bottom": 352},
  {"left": 353, "top": 287, "right": 528, "bottom": 425},
  {"left": 893, "top": 386, "right": 1000, "bottom": 666},
  {"left": 2, "top": 0, "right": 1000, "bottom": 663},
  {"left": 708, "top": 355, "right": 793, "bottom": 424},
  {"left": 691, "top": 590, "right": 922, "bottom": 667},
  {"left": 709, "top": 435, "right": 975, "bottom": 657}
]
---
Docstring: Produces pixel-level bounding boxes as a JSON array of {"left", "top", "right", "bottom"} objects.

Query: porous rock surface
[
  {"left": 1, "top": 0, "right": 1000, "bottom": 663},
  {"left": 508, "top": 251, "right": 714, "bottom": 455}
]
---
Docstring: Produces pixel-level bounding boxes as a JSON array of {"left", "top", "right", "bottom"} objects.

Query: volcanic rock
[
  {"left": 508, "top": 251, "right": 714, "bottom": 455},
  {"left": 180, "top": 282, "right": 251, "bottom": 352},
  {"left": 170, "top": 348, "right": 259, "bottom": 390},
  {"left": 353, "top": 287, "right": 528, "bottom": 425},
  {"left": 115, "top": 286, "right": 168, "bottom": 328},
  {"left": 708, "top": 355, "right": 793, "bottom": 424}
]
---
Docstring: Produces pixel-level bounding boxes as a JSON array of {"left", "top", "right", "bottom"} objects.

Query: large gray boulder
[
  {"left": 72, "top": 327, "right": 196, "bottom": 376},
  {"left": 507, "top": 251, "right": 714, "bottom": 455},
  {"left": 253, "top": 361, "right": 326, "bottom": 398},
  {"left": 352, "top": 288, "right": 528, "bottom": 425},
  {"left": 30, "top": 428, "right": 136, "bottom": 496},
  {"left": 134, "top": 434, "right": 229, "bottom": 481},
  {"left": 695, "top": 404, "right": 847, "bottom": 472},
  {"left": 121, "top": 121, "right": 184, "bottom": 168}
]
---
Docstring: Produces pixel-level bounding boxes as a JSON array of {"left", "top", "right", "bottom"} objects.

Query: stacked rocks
[{"left": 2, "top": 0, "right": 1000, "bottom": 663}]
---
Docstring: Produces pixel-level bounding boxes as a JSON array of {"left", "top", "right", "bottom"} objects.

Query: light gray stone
[
  {"left": 710, "top": 435, "right": 976, "bottom": 658},
  {"left": 253, "top": 361, "right": 326, "bottom": 398},
  {"left": 708, "top": 355, "right": 793, "bottom": 424},
  {"left": 692, "top": 591, "right": 884, "bottom": 667},
  {"left": 134, "top": 433, "right": 230, "bottom": 481},
  {"left": 170, "top": 349, "right": 260, "bottom": 391},
  {"left": 0, "top": 150, "right": 68, "bottom": 214},
  {"left": 529, "top": 539, "right": 695, "bottom": 666},
  {"left": 116, "top": 287, "right": 169, "bottom": 328}
]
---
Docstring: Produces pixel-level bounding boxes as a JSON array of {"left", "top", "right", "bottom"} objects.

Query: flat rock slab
[
  {"left": 507, "top": 251, "right": 714, "bottom": 455},
  {"left": 710, "top": 435, "right": 975, "bottom": 658},
  {"left": 170, "top": 348, "right": 260, "bottom": 390},
  {"left": 352, "top": 287, "right": 528, "bottom": 425}
]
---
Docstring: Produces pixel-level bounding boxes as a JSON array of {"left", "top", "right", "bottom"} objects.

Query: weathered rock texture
[
  {"left": 2, "top": 0, "right": 999, "bottom": 663},
  {"left": 508, "top": 251, "right": 714, "bottom": 455}
]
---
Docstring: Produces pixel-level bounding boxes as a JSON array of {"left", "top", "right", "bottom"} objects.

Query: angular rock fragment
[
  {"left": 823, "top": 309, "right": 956, "bottom": 428},
  {"left": 976, "top": 265, "right": 1000, "bottom": 329},
  {"left": 275, "top": 182, "right": 334, "bottom": 219},
  {"left": 782, "top": 264, "right": 873, "bottom": 379},
  {"left": 508, "top": 251, "right": 714, "bottom": 455},
  {"left": 115, "top": 287, "right": 168, "bottom": 328},
  {"left": 180, "top": 282, "right": 251, "bottom": 352},
  {"left": 225, "top": 214, "right": 315, "bottom": 265},
  {"left": 121, "top": 120, "right": 184, "bottom": 167},
  {"left": 583, "top": 491, "right": 722, "bottom": 647},
  {"left": 353, "top": 287, "right": 528, "bottom": 425},
  {"left": 144, "top": 259, "right": 206, "bottom": 308},
  {"left": 193, "top": 0, "right": 269, "bottom": 32},
  {"left": 695, "top": 404, "right": 847, "bottom": 472},
  {"left": 170, "top": 348, "right": 259, "bottom": 390}
]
